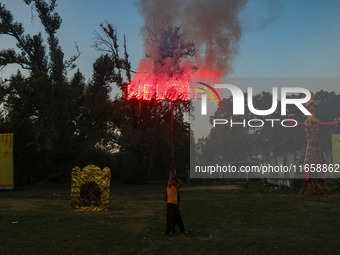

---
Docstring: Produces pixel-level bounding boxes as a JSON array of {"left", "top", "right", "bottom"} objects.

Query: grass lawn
[{"left": 0, "top": 180, "right": 339, "bottom": 255}]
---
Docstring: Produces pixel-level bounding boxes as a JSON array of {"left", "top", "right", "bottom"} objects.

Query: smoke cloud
[
  {"left": 127, "top": 0, "right": 248, "bottom": 100},
  {"left": 136, "top": 0, "right": 248, "bottom": 77}
]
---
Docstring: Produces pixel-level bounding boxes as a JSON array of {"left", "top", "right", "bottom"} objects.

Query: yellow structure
[
  {"left": 70, "top": 165, "right": 111, "bottom": 211},
  {"left": 332, "top": 134, "right": 340, "bottom": 165},
  {"left": 0, "top": 134, "right": 14, "bottom": 189}
]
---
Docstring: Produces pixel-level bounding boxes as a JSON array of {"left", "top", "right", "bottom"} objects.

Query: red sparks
[
  {"left": 126, "top": 75, "right": 191, "bottom": 101},
  {"left": 125, "top": 69, "right": 222, "bottom": 102}
]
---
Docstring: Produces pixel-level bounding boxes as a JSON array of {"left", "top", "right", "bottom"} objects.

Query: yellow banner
[
  {"left": 332, "top": 134, "right": 340, "bottom": 165},
  {"left": 0, "top": 134, "right": 14, "bottom": 189}
]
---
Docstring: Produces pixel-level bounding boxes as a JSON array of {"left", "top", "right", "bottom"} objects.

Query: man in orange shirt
[{"left": 165, "top": 166, "right": 186, "bottom": 236}]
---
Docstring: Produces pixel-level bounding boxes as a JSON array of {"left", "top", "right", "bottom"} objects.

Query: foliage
[
  {"left": 0, "top": 1, "right": 103, "bottom": 182},
  {"left": 0, "top": 1, "right": 191, "bottom": 184},
  {"left": 91, "top": 25, "right": 193, "bottom": 182}
]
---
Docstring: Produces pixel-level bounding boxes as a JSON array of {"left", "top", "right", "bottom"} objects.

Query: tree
[
  {"left": 0, "top": 3, "right": 48, "bottom": 77},
  {"left": 92, "top": 22, "right": 132, "bottom": 92},
  {"left": 91, "top": 25, "right": 193, "bottom": 182},
  {"left": 0, "top": 1, "right": 85, "bottom": 182},
  {"left": 0, "top": 2, "right": 193, "bottom": 183}
]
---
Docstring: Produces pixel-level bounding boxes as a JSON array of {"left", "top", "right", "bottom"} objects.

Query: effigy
[{"left": 70, "top": 165, "right": 111, "bottom": 211}]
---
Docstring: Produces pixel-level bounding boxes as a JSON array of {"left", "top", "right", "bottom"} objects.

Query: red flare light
[
  {"left": 125, "top": 75, "right": 191, "bottom": 101},
  {"left": 125, "top": 68, "right": 223, "bottom": 102}
]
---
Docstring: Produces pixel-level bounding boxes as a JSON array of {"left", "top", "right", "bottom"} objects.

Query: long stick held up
[{"left": 171, "top": 100, "right": 175, "bottom": 167}]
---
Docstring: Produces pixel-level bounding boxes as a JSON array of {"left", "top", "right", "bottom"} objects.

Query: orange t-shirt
[
  {"left": 166, "top": 171, "right": 182, "bottom": 205},
  {"left": 167, "top": 185, "right": 178, "bottom": 205}
]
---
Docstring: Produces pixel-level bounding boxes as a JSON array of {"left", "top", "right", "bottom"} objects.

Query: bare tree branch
[
  {"left": 64, "top": 42, "right": 81, "bottom": 70},
  {"left": 92, "top": 23, "right": 137, "bottom": 74}
]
